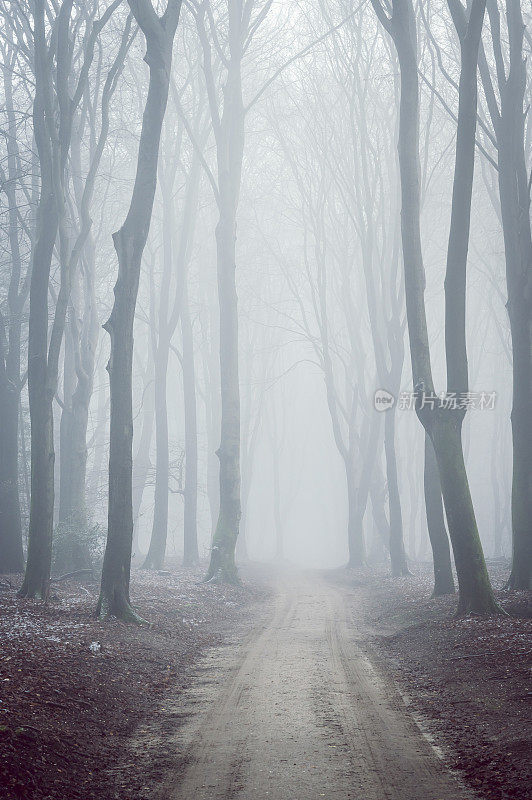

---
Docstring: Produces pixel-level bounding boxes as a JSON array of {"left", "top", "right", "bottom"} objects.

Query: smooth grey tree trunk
[
  {"left": 132, "top": 365, "right": 155, "bottom": 556},
  {"left": 370, "top": 0, "right": 499, "bottom": 613},
  {"left": 143, "top": 140, "right": 201, "bottom": 569},
  {"left": 384, "top": 407, "right": 409, "bottom": 576},
  {"left": 423, "top": 434, "right": 455, "bottom": 595},
  {"left": 142, "top": 170, "right": 175, "bottom": 571},
  {"left": 345, "top": 411, "right": 382, "bottom": 568},
  {"left": 21, "top": 0, "right": 121, "bottom": 600},
  {"left": 59, "top": 22, "right": 131, "bottom": 531},
  {"left": 0, "top": 344, "right": 24, "bottom": 573},
  {"left": 182, "top": 281, "right": 199, "bottom": 566},
  {"left": 0, "top": 55, "right": 26, "bottom": 572},
  {"left": 97, "top": 0, "right": 182, "bottom": 620},
  {"left": 205, "top": 25, "right": 245, "bottom": 582},
  {"left": 19, "top": 0, "right": 61, "bottom": 597},
  {"left": 490, "top": 0, "right": 532, "bottom": 589}
]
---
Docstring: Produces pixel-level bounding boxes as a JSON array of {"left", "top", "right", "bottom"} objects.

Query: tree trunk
[
  {"left": 205, "top": 205, "right": 242, "bottom": 583},
  {"left": 67, "top": 357, "right": 93, "bottom": 526},
  {"left": 142, "top": 340, "right": 170, "bottom": 570},
  {"left": 490, "top": 413, "right": 503, "bottom": 559},
  {"left": 21, "top": 0, "right": 119, "bottom": 598},
  {"left": 132, "top": 369, "right": 154, "bottom": 555},
  {"left": 0, "top": 59, "right": 26, "bottom": 573},
  {"left": 0, "top": 373, "right": 24, "bottom": 572},
  {"left": 431, "top": 0, "right": 497, "bottom": 613},
  {"left": 18, "top": 0, "right": 61, "bottom": 599},
  {"left": 59, "top": 323, "right": 76, "bottom": 522},
  {"left": 236, "top": 442, "right": 251, "bottom": 563},
  {"left": 272, "top": 439, "right": 283, "bottom": 562},
  {"left": 384, "top": 408, "right": 409, "bottom": 576},
  {"left": 431, "top": 417, "right": 497, "bottom": 612},
  {"left": 370, "top": 0, "right": 499, "bottom": 613},
  {"left": 143, "top": 174, "right": 174, "bottom": 570},
  {"left": 370, "top": 470, "right": 390, "bottom": 556},
  {"left": 347, "top": 410, "right": 382, "bottom": 567},
  {"left": 97, "top": 1, "right": 182, "bottom": 619},
  {"left": 18, "top": 186, "right": 59, "bottom": 599},
  {"left": 59, "top": 243, "right": 99, "bottom": 529},
  {"left": 205, "top": 42, "right": 245, "bottom": 582},
  {"left": 86, "top": 366, "right": 110, "bottom": 511},
  {"left": 182, "top": 282, "right": 199, "bottom": 567},
  {"left": 497, "top": 0, "right": 532, "bottom": 589},
  {"left": 203, "top": 302, "right": 221, "bottom": 541},
  {"left": 423, "top": 433, "right": 455, "bottom": 595},
  {"left": 346, "top": 475, "right": 365, "bottom": 568}
]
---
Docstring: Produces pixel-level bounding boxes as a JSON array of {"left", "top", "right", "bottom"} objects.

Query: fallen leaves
[{"left": 0, "top": 563, "right": 266, "bottom": 800}]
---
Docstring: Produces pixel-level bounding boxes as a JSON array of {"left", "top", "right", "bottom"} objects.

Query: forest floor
[
  {"left": 0, "top": 561, "right": 530, "bottom": 800},
  {"left": 0, "top": 563, "right": 269, "bottom": 800},
  {"left": 343, "top": 562, "right": 532, "bottom": 800}
]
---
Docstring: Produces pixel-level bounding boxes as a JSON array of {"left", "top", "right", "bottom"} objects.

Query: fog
[
  {"left": 1, "top": 2, "right": 531, "bottom": 797},
  {"left": 0, "top": 0, "right": 529, "bottom": 611}
]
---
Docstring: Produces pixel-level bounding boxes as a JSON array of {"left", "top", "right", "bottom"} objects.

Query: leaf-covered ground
[
  {"left": 344, "top": 562, "right": 531, "bottom": 800},
  {"left": 0, "top": 565, "right": 269, "bottom": 800},
  {"left": 1, "top": 561, "right": 529, "bottom": 800}
]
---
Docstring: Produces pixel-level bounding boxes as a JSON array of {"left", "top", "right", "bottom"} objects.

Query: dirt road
[{"left": 152, "top": 571, "right": 475, "bottom": 800}]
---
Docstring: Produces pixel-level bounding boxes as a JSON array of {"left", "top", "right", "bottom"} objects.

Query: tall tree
[
  {"left": 97, "top": 0, "right": 183, "bottom": 619},
  {"left": 370, "top": 0, "right": 499, "bottom": 612},
  {"left": 478, "top": 0, "right": 532, "bottom": 589},
  {"left": 424, "top": 434, "right": 455, "bottom": 595},
  {"left": 20, "top": 0, "right": 120, "bottom": 599},
  {"left": 181, "top": 278, "right": 199, "bottom": 566},
  {"left": 0, "top": 35, "right": 33, "bottom": 572},
  {"left": 142, "top": 85, "right": 205, "bottom": 569},
  {"left": 58, "top": 18, "right": 134, "bottom": 529},
  {"left": 187, "top": 0, "right": 274, "bottom": 582}
]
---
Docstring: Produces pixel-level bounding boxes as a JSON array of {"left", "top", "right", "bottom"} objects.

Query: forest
[{"left": 0, "top": 0, "right": 530, "bottom": 798}]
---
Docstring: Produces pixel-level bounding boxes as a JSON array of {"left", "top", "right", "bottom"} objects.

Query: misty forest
[{"left": 0, "top": 0, "right": 531, "bottom": 797}]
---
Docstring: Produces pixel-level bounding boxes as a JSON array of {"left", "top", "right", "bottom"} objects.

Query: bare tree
[
  {"left": 58, "top": 16, "right": 134, "bottom": 534},
  {"left": 142, "top": 72, "right": 206, "bottom": 569},
  {"left": 20, "top": 0, "right": 120, "bottom": 599},
  {"left": 0, "top": 33, "right": 34, "bottom": 572},
  {"left": 186, "top": 0, "right": 274, "bottom": 582},
  {"left": 97, "top": 0, "right": 183, "bottom": 620},
  {"left": 478, "top": 0, "right": 532, "bottom": 589},
  {"left": 370, "top": 0, "right": 499, "bottom": 612}
]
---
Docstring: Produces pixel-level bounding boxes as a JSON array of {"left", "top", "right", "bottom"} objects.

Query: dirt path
[{"left": 149, "top": 570, "right": 477, "bottom": 800}]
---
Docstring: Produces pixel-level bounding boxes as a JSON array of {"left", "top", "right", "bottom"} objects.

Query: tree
[
  {"left": 142, "top": 70, "right": 206, "bottom": 569},
  {"left": 370, "top": 0, "right": 500, "bottom": 613},
  {"left": 187, "top": 0, "right": 274, "bottom": 582},
  {"left": 181, "top": 277, "right": 199, "bottom": 566},
  {"left": 97, "top": 0, "right": 183, "bottom": 620},
  {"left": 424, "top": 435, "right": 455, "bottom": 595},
  {"left": 58, "top": 17, "right": 134, "bottom": 531},
  {"left": 478, "top": 0, "right": 532, "bottom": 589},
  {"left": 20, "top": 0, "right": 120, "bottom": 600},
  {"left": 0, "top": 33, "right": 33, "bottom": 572}
]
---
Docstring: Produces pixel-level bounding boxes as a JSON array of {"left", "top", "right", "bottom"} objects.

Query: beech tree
[
  {"left": 0, "top": 31, "right": 34, "bottom": 573},
  {"left": 370, "top": 0, "right": 500, "bottom": 613},
  {"left": 142, "top": 65, "right": 206, "bottom": 569},
  {"left": 19, "top": 0, "right": 121, "bottom": 600},
  {"left": 58, "top": 16, "right": 134, "bottom": 533},
  {"left": 97, "top": 0, "right": 183, "bottom": 619},
  {"left": 1, "top": 0, "right": 521, "bottom": 619},
  {"left": 479, "top": 0, "right": 532, "bottom": 589},
  {"left": 186, "top": 0, "right": 274, "bottom": 582}
]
